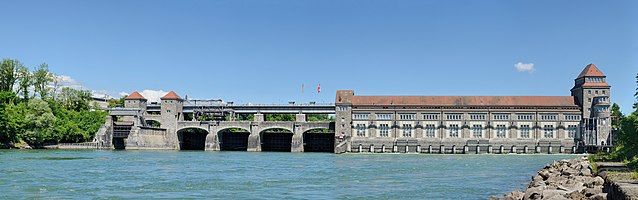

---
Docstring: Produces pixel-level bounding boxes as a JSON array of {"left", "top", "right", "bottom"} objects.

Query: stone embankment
[{"left": 492, "top": 157, "right": 607, "bottom": 200}]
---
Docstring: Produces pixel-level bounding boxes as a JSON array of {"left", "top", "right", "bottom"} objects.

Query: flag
[
  {"left": 318, "top": 83, "right": 321, "bottom": 93},
  {"left": 302, "top": 83, "right": 304, "bottom": 93}
]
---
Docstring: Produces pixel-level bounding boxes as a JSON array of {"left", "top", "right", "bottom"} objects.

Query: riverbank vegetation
[
  {"left": 590, "top": 73, "right": 638, "bottom": 173},
  {"left": 0, "top": 58, "right": 107, "bottom": 148}
]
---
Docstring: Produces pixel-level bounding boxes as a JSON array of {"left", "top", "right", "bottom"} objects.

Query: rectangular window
[
  {"left": 425, "top": 124, "right": 436, "bottom": 138},
  {"left": 355, "top": 124, "right": 366, "bottom": 137},
  {"left": 493, "top": 114, "right": 510, "bottom": 120},
  {"left": 423, "top": 113, "right": 440, "bottom": 120},
  {"left": 567, "top": 125, "right": 577, "bottom": 138},
  {"left": 520, "top": 125, "right": 530, "bottom": 138},
  {"left": 402, "top": 124, "right": 412, "bottom": 137},
  {"left": 602, "top": 90, "right": 606, "bottom": 95},
  {"left": 449, "top": 124, "right": 459, "bottom": 138},
  {"left": 446, "top": 114, "right": 463, "bottom": 120},
  {"left": 496, "top": 125, "right": 507, "bottom": 138},
  {"left": 472, "top": 125, "right": 483, "bottom": 138},
  {"left": 353, "top": 114, "right": 369, "bottom": 120},
  {"left": 470, "top": 114, "right": 486, "bottom": 120},
  {"left": 399, "top": 114, "right": 415, "bottom": 120},
  {"left": 540, "top": 114, "right": 558, "bottom": 121},
  {"left": 338, "top": 106, "right": 348, "bottom": 112},
  {"left": 564, "top": 115, "right": 581, "bottom": 121},
  {"left": 517, "top": 114, "right": 533, "bottom": 121},
  {"left": 543, "top": 125, "right": 554, "bottom": 138},
  {"left": 376, "top": 113, "right": 392, "bottom": 120},
  {"left": 379, "top": 124, "right": 389, "bottom": 137}
]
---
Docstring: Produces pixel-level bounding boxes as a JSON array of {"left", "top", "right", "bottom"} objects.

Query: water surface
[{"left": 0, "top": 150, "right": 578, "bottom": 199}]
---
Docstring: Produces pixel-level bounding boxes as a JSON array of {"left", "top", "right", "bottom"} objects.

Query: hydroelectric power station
[{"left": 96, "top": 64, "right": 613, "bottom": 154}]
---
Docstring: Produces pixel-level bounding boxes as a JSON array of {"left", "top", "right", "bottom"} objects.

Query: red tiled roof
[
  {"left": 577, "top": 63, "right": 605, "bottom": 78},
  {"left": 125, "top": 92, "right": 146, "bottom": 100},
  {"left": 352, "top": 96, "right": 578, "bottom": 107},
  {"left": 161, "top": 91, "right": 182, "bottom": 100}
]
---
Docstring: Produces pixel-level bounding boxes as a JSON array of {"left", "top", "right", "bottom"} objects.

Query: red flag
[{"left": 318, "top": 83, "right": 321, "bottom": 93}]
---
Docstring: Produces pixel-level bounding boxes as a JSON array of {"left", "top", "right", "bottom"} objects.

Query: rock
[
  {"left": 580, "top": 168, "right": 592, "bottom": 176},
  {"left": 540, "top": 170, "right": 551, "bottom": 179},
  {"left": 564, "top": 190, "right": 586, "bottom": 200},
  {"left": 562, "top": 168, "right": 580, "bottom": 176},
  {"left": 524, "top": 187, "right": 544, "bottom": 200},
  {"left": 588, "top": 193, "right": 607, "bottom": 200},
  {"left": 582, "top": 186, "right": 603, "bottom": 197},
  {"left": 542, "top": 189, "right": 568, "bottom": 199},
  {"left": 592, "top": 177, "right": 604, "bottom": 186},
  {"left": 502, "top": 190, "right": 524, "bottom": 200}
]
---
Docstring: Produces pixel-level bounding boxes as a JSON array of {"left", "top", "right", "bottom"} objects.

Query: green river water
[{"left": 0, "top": 150, "right": 579, "bottom": 199}]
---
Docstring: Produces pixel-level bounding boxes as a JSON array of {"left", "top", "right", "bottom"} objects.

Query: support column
[
  {"left": 247, "top": 133, "right": 261, "bottom": 152},
  {"left": 247, "top": 124, "right": 261, "bottom": 152},
  {"left": 254, "top": 114, "right": 264, "bottom": 122},
  {"left": 291, "top": 124, "right": 303, "bottom": 152},
  {"left": 295, "top": 114, "right": 306, "bottom": 122}
]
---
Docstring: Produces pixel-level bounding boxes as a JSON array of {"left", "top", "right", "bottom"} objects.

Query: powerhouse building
[{"left": 334, "top": 64, "right": 611, "bottom": 154}]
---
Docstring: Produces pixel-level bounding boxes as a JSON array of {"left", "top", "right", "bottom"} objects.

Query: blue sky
[{"left": 1, "top": 1, "right": 636, "bottom": 113}]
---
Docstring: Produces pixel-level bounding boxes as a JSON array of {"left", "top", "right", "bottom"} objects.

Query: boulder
[
  {"left": 542, "top": 189, "right": 568, "bottom": 200},
  {"left": 582, "top": 186, "right": 603, "bottom": 197},
  {"left": 523, "top": 187, "right": 544, "bottom": 200},
  {"left": 502, "top": 190, "right": 524, "bottom": 200},
  {"left": 588, "top": 193, "right": 607, "bottom": 200},
  {"left": 564, "top": 190, "right": 586, "bottom": 200},
  {"left": 540, "top": 170, "right": 551, "bottom": 179}
]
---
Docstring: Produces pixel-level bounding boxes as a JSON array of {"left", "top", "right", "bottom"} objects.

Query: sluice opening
[
  {"left": 178, "top": 128, "right": 209, "bottom": 150},
  {"left": 219, "top": 128, "right": 250, "bottom": 151},
  {"left": 112, "top": 138, "right": 126, "bottom": 150},
  {"left": 112, "top": 122, "right": 133, "bottom": 150},
  {"left": 303, "top": 129, "right": 335, "bottom": 153},
  {"left": 261, "top": 129, "right": 293, "bottom": 152}
]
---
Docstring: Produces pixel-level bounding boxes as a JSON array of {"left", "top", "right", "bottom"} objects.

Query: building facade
[{"left": 335, "top": 64, "right": 612, "bottom": 154}]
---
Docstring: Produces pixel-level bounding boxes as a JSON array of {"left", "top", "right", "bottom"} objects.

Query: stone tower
[
  {"left": 160, "top": 91, "right": 184, "bottom": 131},
  {"left": 570, "top": 64, "right": 612, "bottom": 146},
  {"left": 335, "top": 90, "right": 354, "bottom": 152},
  {"left": 124, "top": 91, "right": 147, "bottom": 112},
  {"left": 123, "top": 91, "right": 147, "bottom": 124}
]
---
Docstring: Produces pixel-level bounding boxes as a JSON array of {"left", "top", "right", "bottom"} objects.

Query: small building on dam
[{"left": 98, "top": 64, "right": 612, "bottom": 154}]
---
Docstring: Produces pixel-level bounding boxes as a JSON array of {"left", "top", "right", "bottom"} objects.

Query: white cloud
[
  {"left": 54, "top": 75, "right": 84, "bottom": 90},
  {"left": 118, "top": 92, "right": 130, "bottom": 97},
  {"left": 140, "top": 90, "right": 168, "bottom": 102},
  {"left": 515, "top": 62, "right": 535, "bottom": 73}
]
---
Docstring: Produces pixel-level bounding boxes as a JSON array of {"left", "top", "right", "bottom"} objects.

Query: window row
[
  {"left": 353, "top": 124, "right": 576, "bottom": 139},
  {"left": 352, "top": 113, "right": 582, "bottom": 121}
]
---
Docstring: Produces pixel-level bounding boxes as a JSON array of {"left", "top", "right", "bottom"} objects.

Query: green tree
[
  {"left": 107, "top": 95, "right": 127, "bottom": 108},
  {"left": 24, "top": 99, "right": 56, "bottom": 147},
  {"left": 14, "top": 64, "right": 31, "bottom": 101},
  {"left": 32, "top": 63, "right": 53, "bottom": 99},
  {"left": 611, "top": 103, "right": 623, "bottom": 129},
  {"left": 0, "top": 92, "right": 25, "bottom": 145},
  {"left": 0, "top": 59, "right": 19, "bottom": 92},
  {"left": 56, "top": 87, "right": 92, "bottom": 111},
  {"left": 265, "top": 114, "right": 295, "bottom": 121}
]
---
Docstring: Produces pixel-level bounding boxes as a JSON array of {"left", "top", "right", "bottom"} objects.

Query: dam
[{"left": 95, "top": 64, "right": 613, "bottom": 154}]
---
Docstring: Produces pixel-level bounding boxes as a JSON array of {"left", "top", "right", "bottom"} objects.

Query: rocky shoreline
[{"left": 492, "top": 157, "right": 607, "bottom": 200}]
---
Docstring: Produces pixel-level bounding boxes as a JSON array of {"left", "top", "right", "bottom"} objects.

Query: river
[{"left": 0, "top": 150, "right": 579, "bottom": 199}]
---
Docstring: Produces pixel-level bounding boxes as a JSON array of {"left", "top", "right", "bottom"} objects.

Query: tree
[
  {"left": 56, "top": 87, "right": 92, "bottom": 111},
  {"left": 611, "top": 103, "right": 623, "bottom": 129},
  {"left": 0, "top": 92, "right": 25, "bottom": 145},
  {"left": 107, "top": 96, "right": 126, "bottom": 108},
  {"left": 24, "top": 99, "right": 56, "bottom": 147},
  {"left": 32, "top": 63, "right": 53, "bottom": 99},
  {"left": 635, "top": 73, "right": 638, "bottom": 109},
  {"left": 0, "top": 59, "right": 19, "bottom": 92},
  {"left": 14, "top": 64, "right": 31, "bottom": 101}
]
